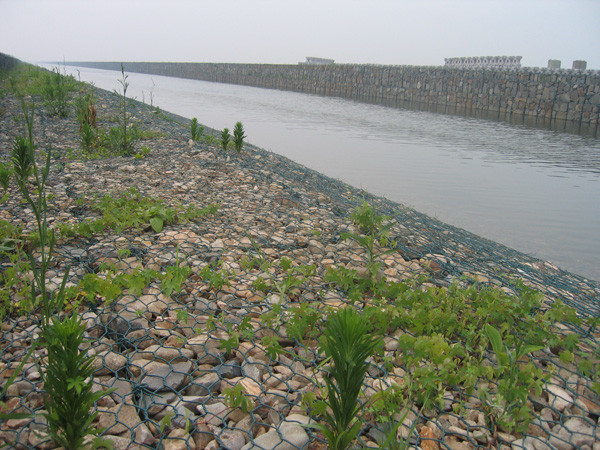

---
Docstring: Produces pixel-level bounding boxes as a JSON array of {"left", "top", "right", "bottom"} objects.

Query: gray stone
[
  {"left": 216, "top": 362, "right": 242, "bottom": 379},
  {"left": 241, "top": 414, "right": 310, "bottom": 450},
  {"left": 187, "top": 372, "right": 221, "bottom": 396},
  {"left": 220, "top": 429, "right": 246, "bottom": 450},
  {"left": 140, "top": 361, "right": 192, "bottom": 392},
  {"left": 198, "top": 401, "right": 229, "bottom": 426}
]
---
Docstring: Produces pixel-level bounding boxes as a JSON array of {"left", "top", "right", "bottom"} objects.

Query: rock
[
  {"left": 164, "top": 428, "right": 195, "bottom": 450},
  {"left": 220, "top": 429, "right": 246, "bottom": 450},
  {"left": 140, "top": 361, "right": 192, "bottom": 392},
  {"left": 546, "top": 384, "right": 574, "bottom": 412},
  {"left": 193, "top": 421, "right": 214, "bottom": 448},
  {"left": 138, "top": 344, "right": 194, "bottom": 362},
  {"left": 187, "top": 372, "right": 221, "bottom": 396},
  {"left": 93, "top": 351, "right": 128, "bottom": 375},
  {"left": 241, "top": 414, "right": 310, "bottom": 450},
  {"left": 98, "top": 403, "right": 141, "bottom": 435},
  {"left": 216, "top": 362, "right": 242, "bottom": 379},
  {"left": 420, "top": 425, "right": 440, "bottom": 450},
  {"left": 197, "top": 401, "right": 229, "bottom": 426},
  {"left": 101, "top": 435, "right": 134, "bottom": 450}
]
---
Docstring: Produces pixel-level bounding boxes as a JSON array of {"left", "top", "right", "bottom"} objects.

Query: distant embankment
[
  {"left": 68, "top": 61, "right": 600, "bottom": 130},
  {"left": 0, "top": 53, "right": 21, "bottom": 70}
]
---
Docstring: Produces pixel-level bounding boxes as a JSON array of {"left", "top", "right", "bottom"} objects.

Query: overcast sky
[{"left": 1, "top": 0, "right": 599, "bottom": 69}]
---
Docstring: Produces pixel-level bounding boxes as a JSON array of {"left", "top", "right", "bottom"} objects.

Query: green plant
[
  {"left": 0, "top": 162, "right": 12, "bottom": 192},
  {"left": 223, "top": 384, "right": 251, "bottom": 413},
  {"left": 75, "top": 92, "right": 98, "bottom": 151},
  {"left": 190, "top": 118, "right": 204, "bottom": 141},
  {"left": 43, "top": 314, "right": 112, "bottom": 449},
  {"left": 220, "top": 127, "right": 230, "bottom": 152},
  {"left": 261, "top": 335, "right": 284, "bottom": 359},
  {"left": 341, "top": 202, "right": 396, "bottom": 283},
  {"left": 483, "top": 324, "right": 547, "bottom": 432},
  {"left": 220, "top": 324, "right": 240, "bottom": 356},
  {"left": 367, "top": 386, "right": 418, "bottom": 450},
  {"left": 232, "top": 121, "right": 246, "bottom": 153},
  {"left": 111, "top": 65, "right": 136, "bottom": 155},
  {"left": 309, "top": 307, "right": 382, "bottom": 450},
  {"left": 161, "top": 260, "right": 191, "bottom": 298},
  {"left": 198, "top": 261, "right": 231, "bottom": 290},
  {"left": 247, "top": 238, "right": 315, "bottom": 301},
  {"left": 134, "top": 145, "right": 151, "bottom": 159},
  {"left": 42, "top": 67, "right": 75, "bottom": 118},
  {"left": 11, "top": 136, "right": 34, "bottom": 181}
]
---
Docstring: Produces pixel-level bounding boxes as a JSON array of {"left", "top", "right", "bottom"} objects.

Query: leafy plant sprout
[
  {"left": 232, "top": 121, "right": 246, "bottom": 153},
  {"left": 308, "top": 307, "right": 382, "bottom": 450},
  {"left": 220, "top": 127, "right": 230, "bottom": 152},
  {"left": 111, "top": 64, "right": 136, "bottom": 155},
  {"left": 190, "top": 117, "right": 204, "bottom": 141},
  {"left": 342, "top": 201, "right": 396, "bottom": 282}
]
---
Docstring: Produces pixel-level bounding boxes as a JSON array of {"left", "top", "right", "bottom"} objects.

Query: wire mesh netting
[{"left": 0, "top": 68, "right": 599, "bottom": 449}]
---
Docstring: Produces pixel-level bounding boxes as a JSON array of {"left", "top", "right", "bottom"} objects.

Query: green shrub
[
  {"left": 309, "top": 307, "right": 382, "bottom": 450},
  {"left": 232, "top": 121, "right": 246, "bottom": 153},
  {"left": 111, "top": 65, "right": 136, "bottom": 155},
  {"left": 190, "top": 117, "right": 203, "bottom": 141},
  {"left": 220, "top": 128, "right": 230, "bottom": 152},
  {"left": 42, "top": 67, "right": 75, "bottom": 117},
  {"left": 43, "top": 314, "right": 111, "bottom": 449}
]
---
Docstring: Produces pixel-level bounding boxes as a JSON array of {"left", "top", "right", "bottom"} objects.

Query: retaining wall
[{"left": 68, "top": 61, "right": 600, "bottom": 127}]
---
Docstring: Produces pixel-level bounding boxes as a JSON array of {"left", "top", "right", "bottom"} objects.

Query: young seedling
[
  {"left": 308, "top": 307, "right": 382, "bottom": 450},
  {"left": 220, "top": 128, "right": 230, "bottom": 152},
  {"left": 232, "top": 121, "right": 246, "bottom": 153},
  {"left": 483, "top": 324, "right": 546, "bottom": 432},
  {"left": 190, "top": 117, "right": 204, "bottom": 141}
]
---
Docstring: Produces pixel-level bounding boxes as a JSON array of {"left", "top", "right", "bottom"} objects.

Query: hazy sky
[{"left": 1, "top": 0, "right": 599, "bottom": 69}]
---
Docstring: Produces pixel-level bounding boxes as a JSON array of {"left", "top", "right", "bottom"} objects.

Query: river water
[{"left": 47, "top": 65, "right": 600, "bottom": 282}]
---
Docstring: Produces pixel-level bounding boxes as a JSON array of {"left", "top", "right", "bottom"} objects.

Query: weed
[
  {"left": 247, "top": 238, "right": 315, "bottom": 301},
  {"left": 57, "top": 188, "right": 218, "bottom": 239},
  {"left": 482, "top": 324, "right": 547, "bottom": 432},
  {"left": 43, "top": 314, "right": 112, "bottom": 449},
  {"left": 134, "top": 145, "right": 151, "bottom": 159},
  {"left": 75, "top": 91, "right": 98, "bottom": 151},
  {"left": 220, "top": 128, "right": 230, "bottom": 152},
  {"left": 341, "top": 201, "right": 396, "bottom": 283},
  {"left": 0, "top": 162, "right": 12, "bottom": 192},
  {"left": 111, "top": 65, "right": 136, "bottom": 155},
  {"left": 191, "top": 117, "right": 204, "bottom": 141},
  {"left": 42, "top": 67, "right": 76, "bottom": 117},
  {"left": 223, "top": 384, "right": 252, "bottom": 413},
  {"left": 308, "top": 307, "right": 382, "bottom": 450},
  {"left": 198, "top": 261, "right": 231, "bottom": 291},
  {"left": 162, "top": 260, "right": 191, "bottom": 298},
  {"left": 232, "top": 121, "right": 246, "bottom": 153},
  {"left": 261, "top": 334, "right": 284, "bottom": 359}
]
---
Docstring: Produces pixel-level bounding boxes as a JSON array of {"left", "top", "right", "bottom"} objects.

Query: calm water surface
[{"left": 51, "top": 65, "right": 600, "bottom": 281}]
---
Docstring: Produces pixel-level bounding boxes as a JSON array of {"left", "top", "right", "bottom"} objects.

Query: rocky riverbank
[{"left": 0, "top": 65, "right": 599, "bottom": 449}]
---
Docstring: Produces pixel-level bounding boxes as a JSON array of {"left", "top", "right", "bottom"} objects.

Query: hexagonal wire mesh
[{"left": 0, "top": 81, "right": 598, "bottom": 449}]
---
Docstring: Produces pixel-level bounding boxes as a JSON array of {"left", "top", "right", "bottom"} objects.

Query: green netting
[{"left": 0, "top": 71, "right": 599, "bottom": 449}]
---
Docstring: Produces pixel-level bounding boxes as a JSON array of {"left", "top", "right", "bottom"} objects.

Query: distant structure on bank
[
  {"left": 548, "top": 60, "right": 588, "bottom": 70},
  {"left": 300, "top": 57, "right": 335, "bottom": 65},
  {"left": 548, "top": 59, "right": 562, "bottom": 69},
  {"left": 444, "top": 56, "right": 522, "bottom": 70}
]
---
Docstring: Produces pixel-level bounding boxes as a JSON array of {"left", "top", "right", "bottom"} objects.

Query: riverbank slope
[{"left": 1, "top": 61, "right": 599, "bottom": 449}]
